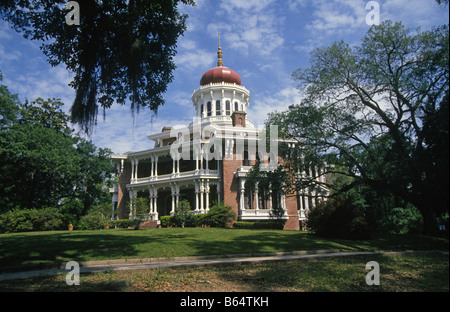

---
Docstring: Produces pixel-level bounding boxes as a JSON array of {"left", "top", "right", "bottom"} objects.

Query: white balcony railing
[
  {"left": 131, "top": 169, "right": 219, "bottom": 185},
  {"left": 239, "top": 208, "right": 288, "bottom": 220}
]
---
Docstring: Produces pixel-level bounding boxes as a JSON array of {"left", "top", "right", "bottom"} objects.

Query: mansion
[{"left": 110, "top": 41, "right": 328, "bottom": 230}]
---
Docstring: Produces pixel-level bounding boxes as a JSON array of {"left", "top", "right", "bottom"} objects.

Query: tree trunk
[{"left": 421, "top": 208, "right": 439, "bottom": 236}]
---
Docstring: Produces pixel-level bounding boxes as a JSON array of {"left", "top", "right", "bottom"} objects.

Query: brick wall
[{"left": 221, "top": 157, "right": 242, "bottom": 220}]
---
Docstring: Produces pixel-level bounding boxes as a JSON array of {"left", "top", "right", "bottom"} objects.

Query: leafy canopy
[
  {"left": 0, "top": 0, "right": 195, "bottom": 133},
  {"left": 267, "top": 20, "right": 449, "bottom": 235}
]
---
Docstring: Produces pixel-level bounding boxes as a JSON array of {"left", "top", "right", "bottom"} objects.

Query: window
[
  {"left": 200, "top": 104, "right": 204, "bottom": 117},
  {"left": 207, "top": 101, "right": 211, "bottom": 116},
  {"left": 216, "top": 100, "right": 221, "bottom": 116},
  {"left": 226, "top": 100, "right": 231, "bottom": 115},
  {"left": 234, "top": 102, "right": 239, "bottom": 112}
]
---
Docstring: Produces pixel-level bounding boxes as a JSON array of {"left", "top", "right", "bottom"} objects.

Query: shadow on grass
[
  {"left": 0, "top": 229, "right": 195, "bottom": 270},
  {"left": 1, "top": 228, "right": 448, "bottom": 273},
  {"left": 212, "top": 252, "right": 449, "bottom": 292}
]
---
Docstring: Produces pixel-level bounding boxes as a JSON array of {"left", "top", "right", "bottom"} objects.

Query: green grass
[
  {"left": 0, "top": 228, "right": 448, "bottom": 270},
  {"left": 0, "top": 252, "right": 448, "bottom": 292}
]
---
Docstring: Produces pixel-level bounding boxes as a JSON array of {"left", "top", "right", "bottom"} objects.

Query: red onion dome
[{"left": 200, "top": 66, "right": 242, "bottom": 86}]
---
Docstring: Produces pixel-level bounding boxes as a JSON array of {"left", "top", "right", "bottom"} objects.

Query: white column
[
  {"left": 195, "top": 181, "right": 200, "bottom": 212},
  {"left": 151, "top": 155, "right": 154, "bottom": 177},
  {"left": 135, "top": 159, "right": 139, "bottom": 180},
  {"left": 195, "top": 152, "right": 199, "bottom": 171},
  {"left": 148, "top": 187, "right": 153, "bottom": 216},
  {"left": 200, "top": 149, "right": 204, "bottom": 172},
  {"left": 154, "top": 155, "right": 158, "bottom": 177},
  {"left": 254, "top": 182, "right": 259, "bottom": 210},
  {"left": 299, "top": 190, "right": 304, "bottom": 211},
  {"left": 200, "top": 180, "right": 204, "bottom": 211},
  {"left": 216, "top": 183, "right": 221, "bottom": 204},
  {"left": 129, "top": 189, "right": 135, "bottom": 218},
  {"left": 131, "top": 159, "right": 135, "bottom": 182},
  {"left": 171, "top": 183, "right": 176, "bottom": 215},
  {"left": 268, "top": 182, "right": 273, "bottom": 210},
  {"left": 153, "top": 188, "right": 158, "bottom": 219},
  {"left": 175, "top": 184, "right": 180, "bottom": 209},
  {"left": 205, "top": 180, "right": 210, "bottom": 212},
  {"left": 239, "top": 178, "right": 246, "bottom": 211}
]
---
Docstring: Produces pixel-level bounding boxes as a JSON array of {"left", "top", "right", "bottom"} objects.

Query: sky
[{"left": 0, "top": 0, "right": 448, "bottom": 154}]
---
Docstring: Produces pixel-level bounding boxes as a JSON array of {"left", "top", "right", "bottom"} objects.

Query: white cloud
[
  {"left": 174, "top": 37, "right": 216, "bottom": 71},
  {"left": 305, "top": 0, "right": 367, "bottom": 35},
  {"left": 248, "top": 85, "right": 303, "bottom": 127},
  {"left": 381, "top": 0, "right": 449, "bottom": 29},
  {"left": 207, "top": 0, "right": 284, "bottom": 57}
]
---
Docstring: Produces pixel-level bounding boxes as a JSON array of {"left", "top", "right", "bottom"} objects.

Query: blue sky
[{"left": 0, "top": 0, "right": 448, "bottom": 154}]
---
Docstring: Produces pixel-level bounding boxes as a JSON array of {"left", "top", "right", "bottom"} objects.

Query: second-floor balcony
[{"left": 130, "top": 169, "right": 219, "bottom": 187}]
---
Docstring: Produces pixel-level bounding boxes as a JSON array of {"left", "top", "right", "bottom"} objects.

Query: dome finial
[{"left": 217, "top": 32, "right": 223, "bottom": 67}]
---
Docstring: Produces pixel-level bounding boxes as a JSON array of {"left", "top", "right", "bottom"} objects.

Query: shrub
[
  {"left": 78, "top": 213, "right": 108, "bottom": 230},
  {"left": 160, "top": 216, "right": 175, "bottom": 228},
  {"left": 306, "top": 196, "right": 370, "bottom": 239},
  {"left": 207, "top": 202, "right": 236, "bottom": 227},
  {"left": 109, "top": 219, "right": 141, "bottom": 230},
  {"left": 0, "top": 207, "right": 67, "bottom": 233},
  {"left": 173, "top": 200, "right": 192, "bottom": 228},
  {"left": 233, "top": 221, "right": 255, "bottom": 229},
  {"left": 378, "top": 205, "right": 423, "bottom": 234}
]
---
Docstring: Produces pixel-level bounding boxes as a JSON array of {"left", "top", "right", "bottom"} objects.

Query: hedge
[
  {"left": 233, "top": 221, "right": 285, "bottom": 230},
  {"left": 109, "top": 219, "right": 141, "bottom": 230},
  {"left": 0, "top": 207, "right": 67, "bottom": 233}
]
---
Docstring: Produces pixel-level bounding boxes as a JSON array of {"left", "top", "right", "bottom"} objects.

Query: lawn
[
  {"left": 0, "top": 227, "right": 448, "bottom": 271},
  {"left": 0, "top": 252, "right": 448, "bottom": 292}
]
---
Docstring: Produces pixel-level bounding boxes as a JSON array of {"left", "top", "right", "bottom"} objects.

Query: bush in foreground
[
  {"left": 0, "top": 207, "right": 67, "bottom": 233},
  {"left": 306, "top": 195, "right": 370, "bottom": 239}
]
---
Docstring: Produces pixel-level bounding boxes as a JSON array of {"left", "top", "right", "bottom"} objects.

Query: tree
[
  {"left": 0, "top": 71, "right": 20, "bottom": 129},
  {"left": 1, "top": 0, "right": 195, "bottom": 133},
  {"left": 0, "top": 96, "right": 114, "bottom": 214},
  {"left": 174, "top": 199, "right": 191, "bottom": 228},
  {"left": 0, "top": 121, "right": 79, "bottom": 211},
  {"left": 268, "top": 21, "right": 449, "bottom": 235}
]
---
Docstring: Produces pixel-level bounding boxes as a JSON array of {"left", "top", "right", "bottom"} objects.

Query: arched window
[
  {"left": 216, "top": 100, "right": 221, "bottom": 116},
  {"left": 234, "top": 102, "right": 239, "bottom": 112},
  {"left": 200, "top": 104, "right": 204, "bottom": 117},
  {"left": 226, "top": 100, "right": 231, "bottom": 115},
  {"left": 207, "top": 102, "right": 211, "bottom": 116}
]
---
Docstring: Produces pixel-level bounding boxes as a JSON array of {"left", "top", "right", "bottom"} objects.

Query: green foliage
[
  {"left": 0, "top": 0, "right": 195, "bottom": 133},
  {"left": 233, "top": 221, "right": 285, "bottom": 230},
  {"left": 0, "top": 71, "right": 20, "bottom": 129},
  {"left": 0, "top": 207, "right": 67, "bottom": 233},
  {"left": 78, "top": 213, "right": 108, "bottom": 231},
  {"left": 131, "top": 197, "right": 150, "bottom": 219},
  {"left": 306, "top": 196, "right": 370, "bottom": 239},
  {"left": 206, "top": 202, "right": 236, "bottom": 228},
  {"left": 159, "top": 216, "right": 176, "bottom": 228},
  {"left": 377, "top": 206, "right": 423, "bottom": 235},
  {"left": 270, "top": 20, "right": 449, "bottom": 235},
  {"left": 233, "top": 221, "right": 255, "bottom": 229},
  {"left": 160, "top": 202, "right": 235, "bottom": 228},
  {"left": 109, "top": 219, "right": 141, "bottom": 230},
  {"left": 173, "top": 199, "right": 192, "bottom": 228},
  {"left": 0, "top": 96, "right": 114, "bottom": 217}
]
